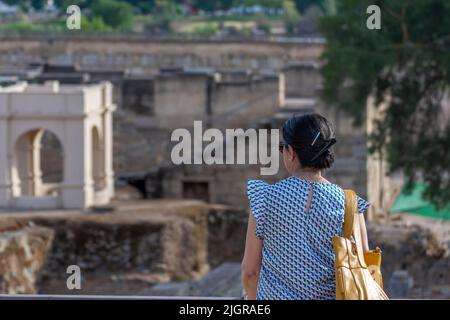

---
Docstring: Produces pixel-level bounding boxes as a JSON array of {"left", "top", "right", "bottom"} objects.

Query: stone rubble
[{"left": 0, "top": 225, "right": 54, "bottom": 294}]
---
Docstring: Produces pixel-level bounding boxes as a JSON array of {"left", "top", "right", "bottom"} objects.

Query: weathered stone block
[{"left": 0, "top": 226, "right": 54, "bottom": 294}]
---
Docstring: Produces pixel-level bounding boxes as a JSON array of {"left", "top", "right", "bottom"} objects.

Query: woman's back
[{"left": 247, "top": 176, "right": 369, "bottom": 300}]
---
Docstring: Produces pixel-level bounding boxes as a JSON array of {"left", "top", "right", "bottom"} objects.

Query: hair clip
[
  {"left": 310, "top": 138, "right": 337, "bottom": 162},
  {"left": 311, "top": 131, "right": 321, "bottom": 146}
]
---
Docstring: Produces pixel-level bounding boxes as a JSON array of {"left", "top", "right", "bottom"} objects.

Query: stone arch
[
  {"left": 11, "top": 128, "right": 64, "bottom": 207},
  {"left": 40, "top": 130, "right": 64, "bottom": 186},
  {"left": 0, "top": 81, "right": 115, "bottom": 209},
  {"left": 11, "top": 124, "right": 65, "bottom": 153}
]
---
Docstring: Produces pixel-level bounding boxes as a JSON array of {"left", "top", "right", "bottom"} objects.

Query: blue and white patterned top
[{"left": 247, "top": 176, "right": 370, "bottom": 300}]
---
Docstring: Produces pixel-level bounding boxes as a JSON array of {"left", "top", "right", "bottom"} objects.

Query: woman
[{"left": 241, "top": 113, "right": 371, "bottom": 300}]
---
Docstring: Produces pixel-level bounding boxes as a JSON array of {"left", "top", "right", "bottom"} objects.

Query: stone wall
[
  {"left": 283, "top": 62, "right": 321, "bottom": 98},
  {"left": 122, "top": 76, "right": 155, "bottom": 115},
  {"left": 211, "top": 75, "right": 280, "bottom": 129},
  {"left": 161, "top": 163, "right": 289, "bottom": 209},
  {"left": 113, "top": 110, "right": 172, "bottom": 173},
  {"left": 0, "top": 225, "right": 54, "bottom": 294},
  {"left": 153, "top": 72, "right": 212, "bottom": 128},
  {"left": 0, "top": 37, "right": 324, "bottom": 72}
]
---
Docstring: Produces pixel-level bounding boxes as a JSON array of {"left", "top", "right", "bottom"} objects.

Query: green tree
[
  {"left": 123, "top": 0, "right": 155, "bottom": 14},
  {"left": 193, "top": 0, "right": 234, "bottom": 13},
  {"left": 292, "top": 0, "right": 336, "bottom": 15},
  {"left": 294, "top": 0, "right": 325, "bottom": 13},
  {"left": 283, "top": 0, "right": 300, "bottom": 33},
  {"left": 241, "top": 0, "right": 281, "bottom": 9},
  {"left": 323, "top": 0, "right": 336, "bottom": 15},
  {"left": 31, "top": 0, "right": 46, "bottom": 10},
  {"left": 319, "top": 0, "right": 450, "bottom": 209},
  {"left": 81, "top": 15, "right": 112, "bottom": 32},
  {"left": 91, "top": 0, "right": 134, "bottom": 30}
]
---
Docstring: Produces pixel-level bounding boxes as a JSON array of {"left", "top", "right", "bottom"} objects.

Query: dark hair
[{"left": 281, "top": 113, "right": 336, "bottom": 170}]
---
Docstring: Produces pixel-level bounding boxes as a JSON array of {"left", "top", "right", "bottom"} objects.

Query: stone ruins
[
  {"left": 0, "top": 81, "right": 115, "bottom": 209},
  {"left": 0, "top": 37, "right": 448, "bottom": 298}
]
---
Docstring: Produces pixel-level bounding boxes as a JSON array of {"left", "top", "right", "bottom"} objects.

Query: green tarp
[{"left": 389, "top": 183, "right": 450, "bottom": 220}]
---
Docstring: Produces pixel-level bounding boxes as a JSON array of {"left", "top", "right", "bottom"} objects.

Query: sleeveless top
[{"left": 247, "top": 176, "right": 370, "bottom": 300}]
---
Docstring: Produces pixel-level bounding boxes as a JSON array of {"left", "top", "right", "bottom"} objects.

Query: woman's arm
[
  {"left": 359, "top": 213, "right": 370, "bottom": 252},
  {"left": 241, "top": 212, "right": 263, "bottom": 300}
]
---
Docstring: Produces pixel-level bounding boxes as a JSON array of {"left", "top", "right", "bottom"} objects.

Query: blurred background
[{"left": 0, "top": 0, "right": 448, "bottom": 299}]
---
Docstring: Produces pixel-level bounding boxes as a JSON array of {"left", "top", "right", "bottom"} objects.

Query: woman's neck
[{"left": 292, "top": 168, "right": 324, "bottom": 183}]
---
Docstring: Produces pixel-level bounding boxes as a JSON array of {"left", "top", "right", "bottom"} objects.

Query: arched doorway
[
  {"left": 11, "top": 128, "right": 64, "bottom": 208},
  {"left": 40, "top": 130, "right": 64, "bottom": 194}
]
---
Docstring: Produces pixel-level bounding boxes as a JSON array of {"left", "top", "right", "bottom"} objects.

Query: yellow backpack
[{"left": 333, "top": 189, "right": 389, "bottom": 300}]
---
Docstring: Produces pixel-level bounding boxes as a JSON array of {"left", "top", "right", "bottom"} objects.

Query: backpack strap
[{"left": 343, "top": 189, "right": 367, "bottom": 268}]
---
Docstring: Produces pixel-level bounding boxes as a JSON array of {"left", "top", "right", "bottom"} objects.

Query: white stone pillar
[
  {"left": 0, "top": 118, "right": 10, "bottom": 207},
  {"left": 15, "top": 132, "right": 34, "bottom": 196},
  {"left": 279, "top": 73, "right": 285, "bottom": 108},
  {"left": 103, "top": 108, "right": 115, "bottom": 200},
  {"left": 31, "top": 130, "right": 43, "bottom": 196},
  {"left": 61, "top": 120, "right": 93, "bottom": 209},
  {"left": 103, "top": 83, "right": 115, "bottom": 200}
]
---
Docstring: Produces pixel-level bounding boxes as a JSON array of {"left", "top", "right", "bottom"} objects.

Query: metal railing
[{"left": 0, "top": 294, "right": 241, "bottom": 300}]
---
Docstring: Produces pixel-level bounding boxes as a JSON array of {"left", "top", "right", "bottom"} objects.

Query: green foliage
[
  {"left": 0, "top": 20, "right": 66, "bottom": 32},
  {"left": 90, "top": 0, "right": 135, "bottom": 30},
  {"left": 292, "top": 0, "right": 335, "bottom": 16},
  {"left": 123, "top": 0, "right": 156, "bottom": 14},
  {"left": 283, "top": 0, "right": 301, "bottom": 33},
  {"left": 294, "top": 0, "right": 326, "bottom": 13},
  {"left": 323, "top": 0, "right": 336, "bottom": 15},
  {"left": 319, "top": 0, "right": 450, "bottom": 209},
  {"left": 0, "top": 22, "right": 36, "bottom": 32},
  {"left": 192, "top": 0, "right": 234, "bottom": 13},
  {"left": 190, "top": 22, "right": 219, "bottom": 35},
  {"left": 31, "top": 0, "right": 46, "bottom": 10},
  {"left": 81, "top": 16, "right": 112, "bottom": 32},
  {"left": 240, "top": 0, "right": 282, "bottom": 8}
]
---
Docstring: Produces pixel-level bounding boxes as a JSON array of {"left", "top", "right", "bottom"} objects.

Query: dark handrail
[{"left": 0, "top": 294, "right": 241, "bottom": 300}]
